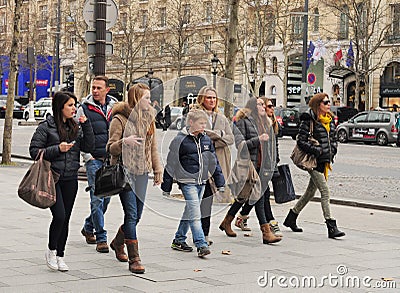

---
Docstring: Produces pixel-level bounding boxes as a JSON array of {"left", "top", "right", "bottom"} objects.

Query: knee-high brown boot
[
  {"left": 260, "top": 223, "right": 282, "bottom": 244},
  {"left": 125, "top": 239, "right": 145, "bottom": 274},
  {"left": 219, "top": 214, "right": 237, "bottom": 237},
  {"left": 110, "top": 226, "right": 128, "bottom": 262}
]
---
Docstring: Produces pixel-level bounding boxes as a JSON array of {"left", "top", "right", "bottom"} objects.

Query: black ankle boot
[
  {"left": 326, "top": 219, "right": 345, "bottom": 238},
  {"left": 283, "top": 209, "right": 303, "bottom": 232}
]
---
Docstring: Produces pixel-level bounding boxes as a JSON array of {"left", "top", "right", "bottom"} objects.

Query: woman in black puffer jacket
[
  {"left": 283, "top": 93, "right": 345, "bottom": 239},
  {"left": 30, "top": 92, "right": 94, "bottom": 271}
]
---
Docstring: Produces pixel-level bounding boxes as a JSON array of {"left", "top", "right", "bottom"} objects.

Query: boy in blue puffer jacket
[{"left": 161, "top": 109, "right": 225, "bottom": 258}]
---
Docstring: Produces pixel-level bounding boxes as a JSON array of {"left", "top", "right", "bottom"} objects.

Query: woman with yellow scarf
[{"left": 283, "top": 93, "right": 345, "bottom": 239}]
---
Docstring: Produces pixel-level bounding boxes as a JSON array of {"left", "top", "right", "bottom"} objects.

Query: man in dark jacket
[
  {"left": 76, "top": 75, "right": 118, "bottom": 253},
  {"left": 161, "top": 109, "right": 225, "bottom": 258}
]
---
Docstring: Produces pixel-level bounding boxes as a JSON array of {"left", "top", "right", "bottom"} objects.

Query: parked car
[
  {"left": 336, "top": 110, "right": 399, "bottom": 146},
  {"left": 0, "top": 100, "right": 26, "bottom": 119},
  {"left": 23, "top": 98, "right": 53, "bottom": 120},
  {"left": 330, "top": 106, "right": 359, "bottom": 126},
  {"left": 274, "top": 107, "right": 300, "bottom": 139},
  {"left": 169, "top": 106, "right": 185, "bottom": 130}
]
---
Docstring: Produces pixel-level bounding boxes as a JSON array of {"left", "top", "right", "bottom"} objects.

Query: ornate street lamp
[{"left": 211, "top": 54, "right": 219, "bottom": 88}]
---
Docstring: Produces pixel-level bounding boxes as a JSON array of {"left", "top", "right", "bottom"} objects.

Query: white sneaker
[
  {"left": 269, "top": 220, "right": 283, "bottom": 237},
  {"left": 45, "top": 249, "right": 58, "bottom": 270},
  {"left": 56, "top": 256, "right": 69, "bottom": 272}
]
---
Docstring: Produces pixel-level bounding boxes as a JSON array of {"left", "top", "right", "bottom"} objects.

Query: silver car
[{"left": 336, "top": 110, "right": 399, "bottom": 146}]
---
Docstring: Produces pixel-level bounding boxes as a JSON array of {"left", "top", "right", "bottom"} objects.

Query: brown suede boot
[
  {"left": 219, "top": 214, "right": 237, "bottom": 237},
  {"left": 125, "top": 239, "right": 145, "bottom": 274},
  {"left": 260, "top": 223, "right": 282, "bottom": 244},
  {"left": 110, "top": 226, "right": 128, "bottom": 262}
]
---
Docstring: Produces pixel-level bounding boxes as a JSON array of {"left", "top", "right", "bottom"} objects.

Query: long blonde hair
[
  {"left": 127, "top": 83, "right": 155, "bottom": 135},
  {"left": 196, "top": 85, "right": 219, "bottom": 112}
]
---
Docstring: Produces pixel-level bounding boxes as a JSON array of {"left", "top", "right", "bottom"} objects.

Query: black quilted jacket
[
  {"left": 297, "top": 109, "right": 337, "bottom": 166},
  {"left": 29, "top": 116, "right": 94, "bottom": 179}
]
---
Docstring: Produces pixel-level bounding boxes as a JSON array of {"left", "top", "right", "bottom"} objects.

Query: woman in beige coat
[
  {"left": 195, "top": 86, "right": 234, "bottom": 245},
  {"left": 107, "top": 83, "right": 163, "bottom": 274}
]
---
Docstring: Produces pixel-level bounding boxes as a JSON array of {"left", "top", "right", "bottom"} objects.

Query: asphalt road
[{"left": 1, "top": 119, "right": 399, "bottom": 206}]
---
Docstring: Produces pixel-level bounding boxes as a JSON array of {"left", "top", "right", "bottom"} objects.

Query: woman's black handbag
[
  {"left": 272, "top": 164, "right": 296, "bottom": 204},
  {"left": 94, "top": 154, "right": 127, "bottom": 198}
]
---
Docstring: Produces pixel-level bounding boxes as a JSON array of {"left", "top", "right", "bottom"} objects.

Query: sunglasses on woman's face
[
  {"left": 322, "top": 100, "right": 331, "bottom": 105},
  {"left": 266, "top": 104, "right": 274, "bottom": 109}
]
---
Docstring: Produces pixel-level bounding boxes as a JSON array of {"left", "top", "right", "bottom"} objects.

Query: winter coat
[
  {"left": 107, "top": 102, "right": 163, "bottom": 178},
  {"left": 161, "top": 127, "right": 225, "bottom": 192},
  {"left": 76, "top": 94, "right": 118, "bottom": 162},
  {"left": 29, "top": 115, "right": 94, "bottom": 179},
  {"left": 297, "top": 109, "right": 338, "bottom": 167},
  {"left": 201, "top": 109, "right": 234, "bottom": 187}
]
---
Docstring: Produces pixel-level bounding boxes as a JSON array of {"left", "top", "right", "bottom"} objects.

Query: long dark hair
[
  {"left": 245, "top": 97, "right": 269, "bottom": 130},
  {"left": 52, "top": 91, "right": 78, "bottom": 141}
]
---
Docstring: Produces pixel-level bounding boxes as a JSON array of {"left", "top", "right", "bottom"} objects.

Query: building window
[
  {"left": 392, "top": 4, "right": 400, "bottom": 37},
  {"left": 159, "top": 39, "right": 166, "bottom": 56},
  {"left": 271, "top": 85, "right": 277, "bottom": 95},
  {"left": 313, "top": 8, "right": 319, "bottom": 32},
  {"left": 39, "top": 5, "right": 48, "bottom": 28},
  {"left": 262, "top": 57, "right": 267, "bottom": 74},
  {"left": 160, "top": 7, "right": 166, "bottom": 27},
  {"left": 250, "top": 57, "right": 255, "bottom": 74},
  {"left": 0, "top": 13, "right": 5, "bottom": 33},
  {"left": 141, "top": 46, "right": 147, "bottom": 58},
  {"left": 204, "top": 35, "right": 211, "bottom": 53},
  {"left": 338, "top": 5, "right": 349, "bottom": 40},
  {"left": 291, "top": 15, "right": 303, "bottom": 39},
  {"left": 183, "top": 4, "right": 190, "bottom": 24},
  {"left": 40, "top": 39, "right": 46, "bottom": 52},
  {"left": 141, "top": 10, "right": 148, "bottom": 28},
  {"left": 183, "top": 39, "right": 189, "bottom": 55},
  {"left": 0, "top": 0, "right": 7, "bottom": 6},
  {"left": 272, "top": 57, "right": 278, "bottom": 73},
  {"left": 120, "top": 12, "right": 127, "bottom": 28},
  {"left": 205, "top": 2, "right": 212, "bottom": 23},
  {"left": 357, "top": 3, "right": 367, "bottom": 38},
  {"left": 21, "top": 11, "right": 28, "bottom": 31},
  {"left": 67, "top": 33, "right": 76, "bottom": 49}
]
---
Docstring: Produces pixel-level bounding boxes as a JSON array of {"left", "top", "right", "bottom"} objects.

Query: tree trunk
[
  {"left": 1, "top": 0, "right": 22, "bottom": 165},
  {"left": 224, "top": 0, "right": 239, "bottom": 119}
]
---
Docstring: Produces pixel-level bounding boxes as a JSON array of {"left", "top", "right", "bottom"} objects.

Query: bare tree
[
  {"left": 238, "top": 0, "right": 275, "bottom": 96},
  {"left": 271, "top": 0, "right": 304, "bottom": 107},
  {"left": 157, "top": 0, "right": 203, "bottom": 78},
  {"left": 321, "top": 0, "right": 392, "bottom": 110},
  {"left": 2, "top": 0, "right": 22, "bottom": 165}
]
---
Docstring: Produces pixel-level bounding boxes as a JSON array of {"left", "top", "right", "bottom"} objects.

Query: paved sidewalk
[{"left": 0, "top": 163, "right": 399, "bottom": 292}]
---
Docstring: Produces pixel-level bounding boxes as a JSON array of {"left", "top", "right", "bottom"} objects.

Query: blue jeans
[
  {"left": 174, "top": 184, "right": 208, "bottom": 249},
  {"left": 83, "top": 159, "right": 110, "bottom": 243},
  {"left": 119, "top": 173, "right": 149, "bottom": 240}
]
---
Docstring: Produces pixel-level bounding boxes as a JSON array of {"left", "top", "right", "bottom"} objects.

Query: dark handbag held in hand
[
  {"left": 18, "top": 149, "right": 59, "bottom": 209},
  {"left": 290, "top": 121, "right": 319, "bottom": 171},
  {"left": 94, "top": 154, "right": 127, "bottom": 198},
  {"left": 272, "top": 164, "right": 296, "bottom": 204}
]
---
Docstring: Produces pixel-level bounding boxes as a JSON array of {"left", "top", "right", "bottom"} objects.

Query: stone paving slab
[{"left": 0, "top": 164, "right": 399, "bottom": 292}]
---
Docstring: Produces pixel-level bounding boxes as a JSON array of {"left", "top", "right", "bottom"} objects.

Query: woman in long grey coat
[{"left": 195, "top": 85, "right": 234, "bottom": 245}]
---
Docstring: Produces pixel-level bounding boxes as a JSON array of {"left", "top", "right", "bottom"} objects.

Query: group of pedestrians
[{"left": 29, "top": 75, "right": 345, "bottom": 274}]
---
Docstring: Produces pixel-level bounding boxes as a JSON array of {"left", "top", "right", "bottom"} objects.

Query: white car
[{"left": 23, "top": 98, "right": 53, "bottom": 120}]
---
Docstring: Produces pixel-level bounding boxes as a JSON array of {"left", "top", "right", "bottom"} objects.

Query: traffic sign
[
  {"left": 83, "top": 0, "right": 118, "bottom": 30},
  {"left": 87, "top": 43, "right": 113, "bottom": 55},
  {"left": 85, "top": 30, "right": 112, "bottom": 43}
]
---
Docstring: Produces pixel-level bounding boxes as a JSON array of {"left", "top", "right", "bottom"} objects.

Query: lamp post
[
  {"left": 147, "top": 68, "right": 154, "bottom": 100},
  {"left": 211, "top": 54, "right": 219, "bottom": 88},
  {"left": 300, "top": 0, "right": 309, "bottom": 106}
]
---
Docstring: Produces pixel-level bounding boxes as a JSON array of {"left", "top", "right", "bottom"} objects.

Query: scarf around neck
[{"left": 318, "top": 113, "right": 332, "bottom": 179}]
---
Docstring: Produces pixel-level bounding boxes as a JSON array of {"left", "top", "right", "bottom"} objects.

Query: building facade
[{"left": 0, "top": 0, "right": 400, "bottom": 111}]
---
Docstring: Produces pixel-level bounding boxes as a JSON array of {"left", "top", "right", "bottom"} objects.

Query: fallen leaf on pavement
[
  {"left": 244, "top": 233, "right": 252, "bottom": 237},
  {"left": 381, "top": 277, "right": 394, "bottom": 281},
  {"left": 221, "top": 250, "right": 231, "bottom": 255},
  {"left": 194, "top": 269, "right": 202, "bottom": 272}
]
